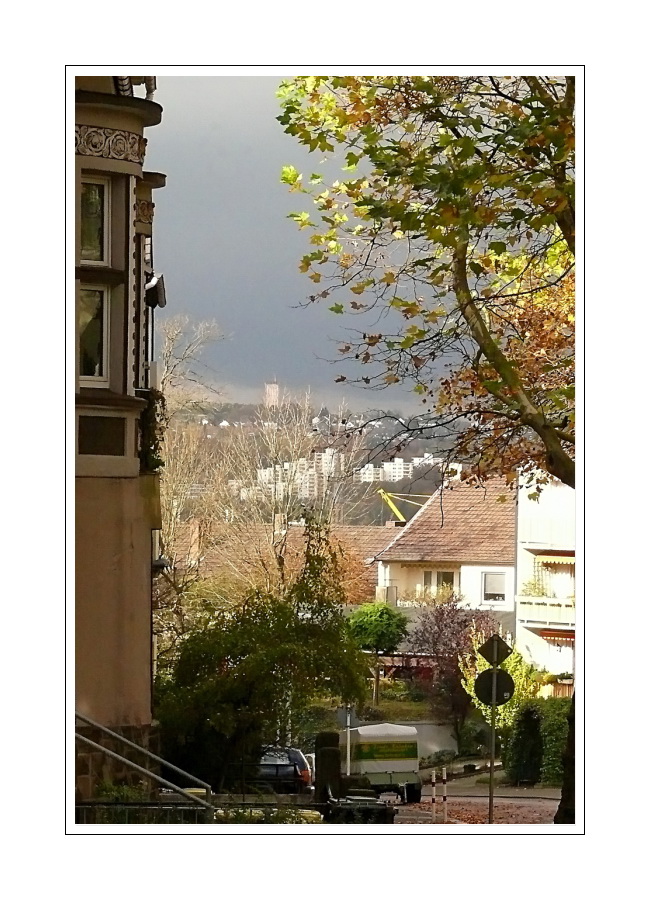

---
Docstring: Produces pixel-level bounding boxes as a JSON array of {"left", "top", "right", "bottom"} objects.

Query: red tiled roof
[
  {"left": 168, "top": 522, "right": 392, "bottom": 602},
  {"left": 375, "top": 478, "right": 516, "bottom": 565},
  {"left": 328, "top": 526, "right": 394, "bottom": 561}
]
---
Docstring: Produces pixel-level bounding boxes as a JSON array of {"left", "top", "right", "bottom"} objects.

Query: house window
[
  {"left": 423, "top": 570, "right": 455, "bottom": 595},
  {"left": 80, "top": 178, "right": 110, "bottom": 264},
  {"left": 437, "top": 571, "right": 454, "bottom": 591},
  {"left": 483, "top": 572, "right": 506, "bottom": 603},
  {"left": 79, "top": 287, "right": 109, "bottom": 382}
]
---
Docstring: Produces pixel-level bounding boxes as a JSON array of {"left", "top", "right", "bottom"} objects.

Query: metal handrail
[{"left": 75, "top": 711, "right": 213, "bottom": 822}]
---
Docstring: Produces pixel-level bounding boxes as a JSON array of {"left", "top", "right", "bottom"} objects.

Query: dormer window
[{"left": 80, "top": 177, "right": 110, "bottom": 264}]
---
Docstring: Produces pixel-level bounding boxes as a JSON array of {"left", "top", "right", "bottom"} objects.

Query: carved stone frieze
[
  {"left": 75, "top": 125, "right": 147, "bottom": 164},
  {"left": 136, "top": 200, "right": 155, "bottom": 224}
]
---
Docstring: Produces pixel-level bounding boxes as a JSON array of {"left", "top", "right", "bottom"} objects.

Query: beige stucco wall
[
  {"left": 377, "top": 560, "right": 515, "bottom": 611},
  {"left": 76, "top": 476, "right": 154, "bottom": 727}
]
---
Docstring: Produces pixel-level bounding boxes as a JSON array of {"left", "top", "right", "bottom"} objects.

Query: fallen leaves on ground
[{"left": 397, "top": 798, "right": 558, "bottom": 825}]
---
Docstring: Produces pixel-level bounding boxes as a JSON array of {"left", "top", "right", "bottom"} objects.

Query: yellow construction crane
[{"left": 377, "top": 489, "right": 430, "bottom": 522}]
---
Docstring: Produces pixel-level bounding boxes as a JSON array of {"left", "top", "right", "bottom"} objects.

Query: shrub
[
  {"left": 504, "top": 702, "right": 543, "bottom": 784},
  {"left": 358, "top": 705, "right": 383, "bottom": 721},
  {"left": 375, "top": 678, "right": 428, "bottom": 702},
  {"left": 505, "top": 697, "right": 571, "bottom": 786},
  {"left": 96, "top": 780, "right": 151, "bottom": 802},
  {"left": 539, "top": 698, "right": 571, "bottom": 785},
  {"left": 457, "top": 721, "right": 486, "bottom": 758},
  {"left": 419, "top": 749, "right": 457, "bottom": 769},
  {"left": 378, "top": 679, "right": 409, "bottom": 701}
]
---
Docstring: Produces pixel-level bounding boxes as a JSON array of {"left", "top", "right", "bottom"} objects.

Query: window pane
[
  {"left": 79, "top": 289, "right": 104, "bottom": 377},
  {"left": 484, "top": 572, "right": 506, "bottom": 601},
  {"left": 423, "top": 570, "right": 432, "bottom": 588},
  {"left": 81, "top": 182, "right": 105, "bottom": 261},
  {"left": 437, "top": 571, "right": 454, "bottom": 589}
]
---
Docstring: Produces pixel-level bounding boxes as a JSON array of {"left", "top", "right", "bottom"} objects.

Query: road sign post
[
  {"left": 490, "top": 642, "right": 497, "bottom": 825},
  {"left": 476, "top": 634, "right": 514, "bottom": 824}
]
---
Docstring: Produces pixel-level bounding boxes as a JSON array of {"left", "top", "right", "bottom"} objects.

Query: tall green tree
[
  {"left": 278, "top": 75, "right": 575, "bottom": 489},
  {"left": 279, "top": 74, "right": 576, "bottom": 823},
  {"left": 348, "top": 602, "right": 409, "bottom": 705},
  {"left": 155, "top": 519, "right": 367, "bottom": 789}
]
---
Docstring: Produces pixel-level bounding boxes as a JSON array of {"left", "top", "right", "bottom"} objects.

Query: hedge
[{"left": 505, "top": 697, "right": 571, "bottom": 786}]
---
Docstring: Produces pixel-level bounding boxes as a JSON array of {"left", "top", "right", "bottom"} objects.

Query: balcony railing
[{"left": 516, "top": 597, "right": 575, "bottom": 628}]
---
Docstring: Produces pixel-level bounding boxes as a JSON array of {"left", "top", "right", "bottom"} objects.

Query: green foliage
[
  {"left": 419, "top": 749, "right": 457, "bottom": 770},
  {"left": 520, "top": 579, "right": 547, "bottom": 597},
  {"left": 155, "top": 518, "right": 368, "bottom": 789},
  {"left": 378, "top": 678, "right": 427, "bottom": 702},
  {"left": 139, "top": 388, "right": 166, "bottom": 472},
  {"left": 278, "top": 76, "right": 575, "bottom": 489},
  {"left": 290, "top": 702, "right": 340, "bottom": 754},
  {"left": 505, "top": 698, "right": 571, "bottom": 786},
  {"left": 458, "top": 623, "right": 540, "bottom": 743},
  {"left": 457, "top": 720, "right": 489, "bottom": 758},
  {"left": 357, "top": 705, "right": 383, "bottom": 722},
  {"left": 348, "top": 602, "right": 409, "bottom": 654},
  {"left": 374, "top": 698, "right": 431, "bottom": 722},
  {"left": 96, "top": 780, "right": 151, "bottom": 802},
  {"left": 539, "top": 698, "right": 572, "bottom": 785}
]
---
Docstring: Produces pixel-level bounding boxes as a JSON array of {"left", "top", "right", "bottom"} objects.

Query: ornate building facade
[{"left": 75, "top": 76, "right": 167, "bottom": 796}]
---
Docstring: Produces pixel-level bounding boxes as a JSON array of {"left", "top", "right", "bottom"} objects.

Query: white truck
[{"left": 342, "top": 722, "right": 422, "bottom": 803}]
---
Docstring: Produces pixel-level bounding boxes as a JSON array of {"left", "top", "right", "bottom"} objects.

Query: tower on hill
[{"left": 264, "top": 380, "right": 279, "bottom": 408}]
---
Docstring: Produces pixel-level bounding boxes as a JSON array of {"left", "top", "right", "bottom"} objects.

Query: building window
[
  {"left": 437, "top": 571, "right": 454, "bottom": 591},
  {"left": 483, "top": 572, "right": 506, "bottom": 603},
  {"left": 423, "top": 570, "right": 455, "bottom": 595},
  {"left": 80, "top": 178, "right": 110, "bottom": 264},
  {"left": 144, "top": 235, "right": 153, "bottom": 269},
  {"left": 79, "top": 286, "right": 109, "bottom": 382}
]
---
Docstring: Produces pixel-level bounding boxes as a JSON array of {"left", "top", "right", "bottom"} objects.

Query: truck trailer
[{"left": 342, "top": 722, "right": 422, "bottom": 803}]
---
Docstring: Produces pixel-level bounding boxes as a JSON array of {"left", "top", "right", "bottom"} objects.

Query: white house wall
[
  {"left": 517, "top": 625, "right": 574, "bottom": 673},
  {"left": 378, "top": 560, "right": 514, "bottom": 611},
  {"left": 517, "top": 480, "right": 575, "bottom": 585},
  {"left": 515, "top": 478, "right": 576, "bottom": 674},
  {"left": 459, "top": 564, "right": 515, "bottom": 613}
]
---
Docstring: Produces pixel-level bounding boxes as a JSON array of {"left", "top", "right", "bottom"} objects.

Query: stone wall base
[{"left": 75, "top": 723, "right": 160, "bottom": 800}]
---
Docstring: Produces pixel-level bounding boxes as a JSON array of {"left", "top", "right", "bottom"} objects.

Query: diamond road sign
[{"left": 478, "top": 634, "right": 513, "bottom": 667}]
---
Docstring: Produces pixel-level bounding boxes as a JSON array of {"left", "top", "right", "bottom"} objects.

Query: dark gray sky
[{"left": 145, "top": 76, "right": 417, "bottom": 412}]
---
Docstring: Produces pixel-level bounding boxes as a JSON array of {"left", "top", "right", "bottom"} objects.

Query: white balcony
[{"left": 516, "top": 596, "right": 575, "bottom": 629}]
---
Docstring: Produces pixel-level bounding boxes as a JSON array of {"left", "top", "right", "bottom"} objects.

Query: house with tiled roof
[{"left": 373, "top": 478, "right": 517, "bottom": 632}]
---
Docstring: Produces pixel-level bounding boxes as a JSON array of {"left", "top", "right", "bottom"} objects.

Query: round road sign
[{"left": 474, "top": 668, "right": 515, "bottom": 706}]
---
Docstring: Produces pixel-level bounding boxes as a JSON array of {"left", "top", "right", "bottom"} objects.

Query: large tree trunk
[{"left": 553, "top": 692, "right": 575, "bottom": 823}]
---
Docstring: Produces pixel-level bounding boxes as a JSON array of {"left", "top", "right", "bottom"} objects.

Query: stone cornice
[{"left": 75, "top": 124, "right": 147, "bottom": 164}]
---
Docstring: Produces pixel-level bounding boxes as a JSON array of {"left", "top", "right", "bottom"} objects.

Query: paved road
[{"left": 422, "top": 778, "right": 561, "bottom": 801}]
